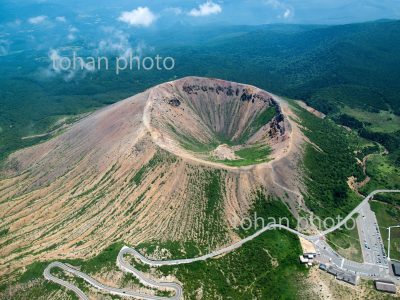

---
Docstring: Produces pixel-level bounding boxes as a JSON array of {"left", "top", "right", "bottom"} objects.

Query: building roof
[
  {"left": 375, "top": 280, "right": 397, "bottom": 294},
  {"left": 327, "top": 266, "right": 342, "bottom": 276},
  {"left": 326, "top": 266, "right": 358, "bottom": 285},
  {"left": 299, "top": 256, "right": 309, "bottom": 263},
  {"left": 339, "top": 273, "right": 358, "bottom": 285},
  {"left": 392, "top": 262, "right": 400, "bottom": 276}
]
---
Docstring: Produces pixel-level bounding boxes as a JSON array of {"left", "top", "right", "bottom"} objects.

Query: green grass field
[
  {"left": 214, "top": 143, "right": 271, "bottom": 167},
  {"left": 326, "top": 215, "right": 363, "bottom": 263},
  {"left": 341, "top": 106, "right": 400, "bottom": 134},
  {"left": 370, "top": 201, "right": 400, "bottom": 260},
  {"left": 389, "top": 227, "right": 400, "bottom": 261}
]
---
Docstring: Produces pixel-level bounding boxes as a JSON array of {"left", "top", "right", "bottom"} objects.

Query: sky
[
  {"left": 1, "top": 0, "right": 399, "bottom": 74},
  {"left": 1, "top": 0, "right": 400, "bottom": 26}
]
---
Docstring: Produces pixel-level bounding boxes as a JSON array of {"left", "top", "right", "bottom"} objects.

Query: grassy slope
[
  {"left": 291, "top": 102, "right": 364, "bottom": 219},
  {"left": 3, "top": 243, "right": 163, "bottom": 299},
  {"left": 332, "top": 107, "right": 400, "bottom": 170},
  {"left": 7, "top": 230, "right": 306, "bottom": 300},
  {"left": 362, "top": 155, "right": 400, "bottom": 191},
  {"left": 326, "top": 214, "right": 363, "bottom": 263},
  {"left": 159, "top": 230, "right": 306, "bottom": 300},
  {"left": 155, "top": 190, "right": 306, "bottom": 300},
  {"left": 237, "top": 190, "right": 297, "bottom": 236}
]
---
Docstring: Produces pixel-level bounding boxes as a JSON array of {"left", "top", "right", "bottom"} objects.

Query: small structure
[
  {"left": 375, "top": 280, "right": 397, "bottom": 294},
  {"left": 304, "top": 252, "right": 317, "bottom": 259},
  {"left": 298, "top": 237, "right": 317, "bottom": 266},
  {"left": 299, "top": 256, "right": 309, "bottom": 264},
  {"left": 392, "top": 262, "right": 400, "bottom": 277}
]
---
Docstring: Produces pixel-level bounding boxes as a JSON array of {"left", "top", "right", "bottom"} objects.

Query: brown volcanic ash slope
[{"left": 0, "top": 77, "right": 305, "bottom": 275}]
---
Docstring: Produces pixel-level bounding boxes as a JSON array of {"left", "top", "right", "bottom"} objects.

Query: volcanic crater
[
  {"left": 144, "top": 77, "right": 290, "bottom": 168},
  {"left": 0, "top": 77, "right": 304, "bottom": 276}
]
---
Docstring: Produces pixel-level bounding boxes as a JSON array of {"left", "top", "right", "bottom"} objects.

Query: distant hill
[{"left": 170, "top": 20, "right": 400, "bottom": 116}]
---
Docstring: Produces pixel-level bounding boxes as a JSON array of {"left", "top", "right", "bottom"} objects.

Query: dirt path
[{"left": 348, "top": 145, "right": 388, "bottom": 195}]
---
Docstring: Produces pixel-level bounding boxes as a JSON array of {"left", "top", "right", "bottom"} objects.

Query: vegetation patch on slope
[
  {"left": 237, "top": 106, "right": 277, "bottom": 144},
  {"left": 188, "top": 168, "right": 229, "bottom": 248},
  {"left": 214, "top": 144, "right": 271, "bottom": 167},
  {"left": 130, "top": 149, "right": 177, "bottom": 186},
  {"left": 360, "top": 154, "right": 400, "bottom": 203},
  {"left": 157, "top": 230, "right": 306, "bottom": 300},
  {"left": 291, "top": 102, "right": 364, "bottom": 219},
  {"left": 237, "top": 190, "right": 297, "bottom": 236}
]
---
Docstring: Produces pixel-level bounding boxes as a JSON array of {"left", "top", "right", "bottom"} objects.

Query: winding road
[
  {"left": 44, "top": 189, "right": 400, "bottom": 299},
  {"left": 44, "top": 261, "right": 179, "bottom": 300}
]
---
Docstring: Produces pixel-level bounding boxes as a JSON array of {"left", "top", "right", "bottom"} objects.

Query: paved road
[
  {"left": 44, "top": 189, "right": 400, "bottom": 299},
  {"left": 44, "top": 263, "right": 89, "bottom": 300},
  {"left": 119, "top": 224, "right": 310, "bottom": 267},
  {"left": 44, "top": 261, "right": 180, "bottom": 300},
  {"left": 356, "top": 202, "right": 387, "bottom": 266},
  {"left": 315, "top": 239, "right": 389, "bottom": 278},
  {"left": 117, "top": 248, "right": 182, "bottom": 299}
]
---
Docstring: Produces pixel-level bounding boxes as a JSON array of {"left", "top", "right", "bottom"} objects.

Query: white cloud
[
  {"left": 97, "top": 27, "right": 133, "bottom": 58},
  {"left": 55, "top": 16, "right": 67, "bottom": 22},
  {"left": 43, "top": 49, "right": 95, "bottom": 81},
  {"left": 282, "top": 8, "right": 292, "bottom": 19},
  {"left": 67, "top": 26, "right": 78, "bottom": 41},
  {"left": 118, "top": 7, "right": 157, "bottom": 27},
  {"left": 28, "top": 15, "right": 48, "bottom": 25},
  {"left": 189, "top": 1, "right": 222, "bottom": 17},
  {"left": 96, "top": 27, "right": 153, "bottom": 60},
  {"left": 264, "top": 0, "right": 294, "bottom": 19}
]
